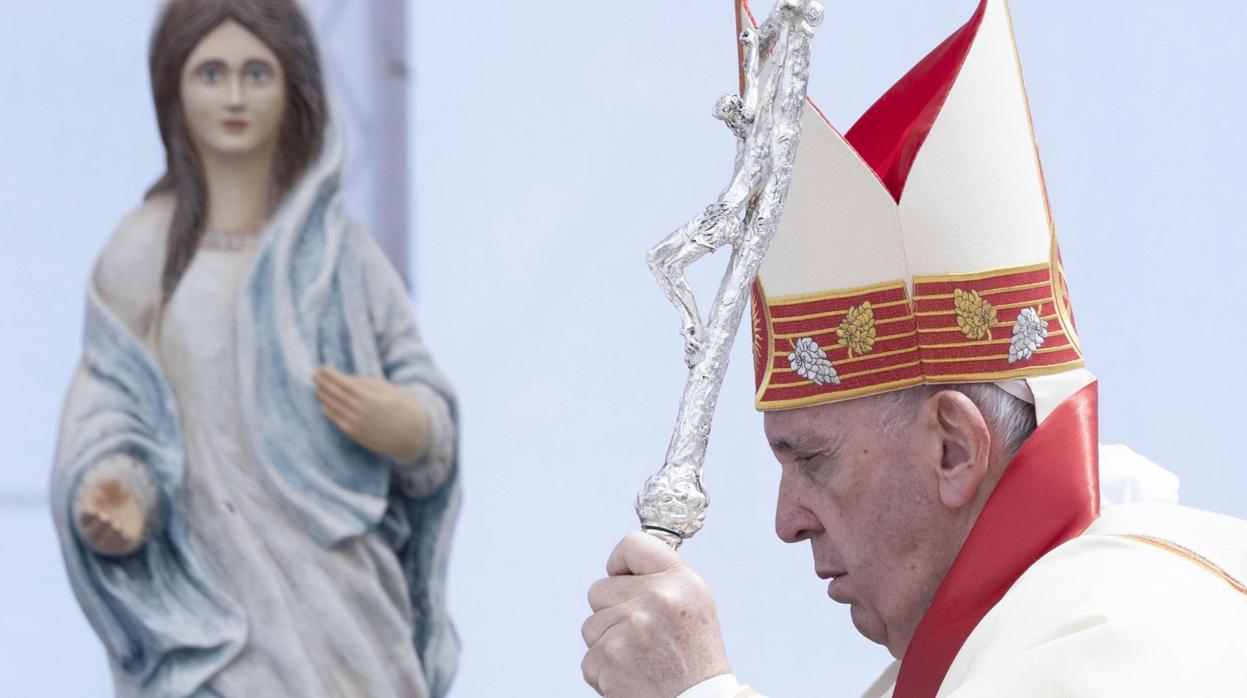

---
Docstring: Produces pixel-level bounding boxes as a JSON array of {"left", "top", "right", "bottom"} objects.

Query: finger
[
  {"left": 87, "top": 510, "right": 120, "bottom": 545},
  {"left": 313, "top": 365, "right": 343, "bottom": 391},
  {"left": 580, "top": 603, "right": 633, "bottom": 647},
  {"left": 316, "top": 366, "right": 360, "bottom": 399},
  {"left": 320, "top": 400, "right": 357, "bottom": 435},
  {"left": 84, "top": 484, "right": 110, "bottom": 510},
  {"left": 586, "top": 626, "right": 636, "bottom": 697},
  {"left": 587, "top": 575, "right": 656, "bottom": 612},
  {"left": 314, "top": 381, "right": 364, "bottom": 418},
  {"left": 100, "top": 523, "right": 127, "bottom": 552},
  {"left": 80, "top": 511, "right": 109, "bottom": 540},
  {"left": 314, "top": 373, "right": 364, "bottom": 411},
  {"left": 117, "top": 510, "right": 143, "bottom": 541},
  {"left": 580, "top": 646, "right": 605, "bottom": 696},
  {"left": 606, "top": 531, "right": 682, "bottom": 577},
  {"left": 315, "top": 383, "right": 361, "bottom": 419},
  {"left": 314, "top": 378, "right": 360, "bottom": 416}
]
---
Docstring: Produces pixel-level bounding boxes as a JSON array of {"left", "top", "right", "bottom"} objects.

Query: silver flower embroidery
[
  {"left": 1008, "top": 307, "right": 1049, "bottom": 364},
  {"left": 788, "top": 337, "right": 840, "bottom": 385}
]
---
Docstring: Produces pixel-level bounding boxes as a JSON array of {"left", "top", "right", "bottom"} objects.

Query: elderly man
[{"left": 582, "top": 1, "right": 1247, "bottom": 696}]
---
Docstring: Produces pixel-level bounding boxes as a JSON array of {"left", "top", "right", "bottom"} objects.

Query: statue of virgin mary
[{"left": 49, "top": 2, "right": 460, "bottom": 696}]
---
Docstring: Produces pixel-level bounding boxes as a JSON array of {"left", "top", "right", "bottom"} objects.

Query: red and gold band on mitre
[{"left": 743, "top": 0, "right": 1084, "bottom": 411}]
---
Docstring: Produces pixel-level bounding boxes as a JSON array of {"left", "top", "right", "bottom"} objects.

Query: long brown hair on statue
[{"left": 146, "top": 0, "right": 327, "bottom": 302}]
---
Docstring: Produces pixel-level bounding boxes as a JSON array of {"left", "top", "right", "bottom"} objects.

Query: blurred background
[{"left": 2, "top": 0, "right": 1244, "bottom": 695}]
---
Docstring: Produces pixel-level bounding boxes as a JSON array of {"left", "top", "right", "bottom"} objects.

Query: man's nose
[{"left": 774, "top": 470, "right": 820, "bottom": 544}]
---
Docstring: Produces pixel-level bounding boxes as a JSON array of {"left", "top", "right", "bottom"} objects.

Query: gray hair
[{"left": 875, "top": 383, "right": 1037, "bottom": 463}]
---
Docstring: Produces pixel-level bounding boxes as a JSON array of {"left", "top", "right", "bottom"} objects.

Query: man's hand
[
  {"left": 581, "top": 531, "right": 731, "bottom": 697},
  {"left": 313, "top": 366, "right": 431, "bottom": 462},
  {"left": 74, "top": 472, "right": 147, "bottom": 557}
]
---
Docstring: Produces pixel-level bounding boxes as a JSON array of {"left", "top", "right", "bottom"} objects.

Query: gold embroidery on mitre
[
  {"left": 836, "top": 302, "right": 877, "bottom": 358},
  {"left": 1056, "top": 269, "right": 1071, "bottom": 316},
  {"left": 953, "top": 288, "right": 997, "bottom": 340},
  {"left": 751, "top": 298, "right": 763, "bottom": 365}
]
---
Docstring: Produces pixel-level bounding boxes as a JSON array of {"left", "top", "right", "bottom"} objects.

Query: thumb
[{"left": 606, "top": 530, "right": 683, "bottom": 577}]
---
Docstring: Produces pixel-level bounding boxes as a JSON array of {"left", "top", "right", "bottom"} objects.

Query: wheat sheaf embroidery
[
  {"left": 788, "top": 337, "right": 839, "bottom": 386},
  {"left": 1008, "top": 307, "right": 1049, "bottom": 363},
  {"left": 954, "top": 288, "right": 997, "bottom": 340},
  {"left": 836, "top": 302, "right": 877, "bottom": 358}
]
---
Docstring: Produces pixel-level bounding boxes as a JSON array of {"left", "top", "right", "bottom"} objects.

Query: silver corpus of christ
[{"left": 638, "top": 0, "right": 824, "bottom": 548}]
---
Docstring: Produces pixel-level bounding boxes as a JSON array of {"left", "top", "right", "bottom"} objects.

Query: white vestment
[
  {"left": 684, "top": 470, "right": 1246, "bottom": 698},
  {"left": 861, "top": 502, "right": 1247, "bottom": 697}
]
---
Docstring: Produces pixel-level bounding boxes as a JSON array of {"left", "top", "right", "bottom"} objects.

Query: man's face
[{"left": 764, "top": 395, "right": 958, "bottom": 658}]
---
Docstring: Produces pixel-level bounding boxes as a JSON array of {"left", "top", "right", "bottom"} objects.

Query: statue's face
[{"left": 180, "top": 20, "right": 286, "bottom": 161}]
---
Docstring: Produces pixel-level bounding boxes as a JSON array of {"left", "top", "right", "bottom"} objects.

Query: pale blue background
[{"left": 2, "top": 1, "right": 1244, "bottom": 696}]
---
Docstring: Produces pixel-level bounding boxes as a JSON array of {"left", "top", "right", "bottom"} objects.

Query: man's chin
[{"left": 848, "top": 604, "right": 888, "bottom": 647}]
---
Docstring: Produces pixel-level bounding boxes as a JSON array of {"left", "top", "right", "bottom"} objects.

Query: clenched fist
[
  {"left": 313, "top": 366, "right": 431, "bottom": 462},
  {"left": 582, "top": 531, "right": 731, "bottom": 697},
  {"left": 74, "top": 461, "right": 149, "bottom": 557}
]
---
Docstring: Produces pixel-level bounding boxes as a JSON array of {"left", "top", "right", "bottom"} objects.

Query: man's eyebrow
[{"left": 770, "top": 432, "right": 844, "bottom": 456}]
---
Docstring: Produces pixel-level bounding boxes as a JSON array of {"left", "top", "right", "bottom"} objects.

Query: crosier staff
[{"left": 639, "top": 0, "right": 823, "bottom": 548}]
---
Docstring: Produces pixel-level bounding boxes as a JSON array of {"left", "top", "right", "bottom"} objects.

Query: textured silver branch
[{"left": 639, "top": 0, "right": 823, "bottom": 548}]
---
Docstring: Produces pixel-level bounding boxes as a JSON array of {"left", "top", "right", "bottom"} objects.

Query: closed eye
[
  {"left": 793, "top": 446, "right": 840, "bottom": 479},
  {"left": 793, "top": 452, "right": 817, "bottom": 466},
  {"left": 770, "top": 433, "right": 843, "bottom": 477}
]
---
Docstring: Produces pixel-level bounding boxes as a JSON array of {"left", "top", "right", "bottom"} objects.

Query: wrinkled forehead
[{"left": 763, "top": 395, "right": 883, "bottom": 452}]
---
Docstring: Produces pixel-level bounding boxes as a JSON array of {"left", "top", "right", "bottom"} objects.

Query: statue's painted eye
[
  {"left": 244, "top": 62, "right": 275, "bottom": 86},
  {"left": 198, "top": 64, "right": 224, "bottom": 84}
]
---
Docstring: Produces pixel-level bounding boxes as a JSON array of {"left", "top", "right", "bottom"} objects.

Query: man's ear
[{"left": 929, "top": 390, "right": 992, "bottom": 509}]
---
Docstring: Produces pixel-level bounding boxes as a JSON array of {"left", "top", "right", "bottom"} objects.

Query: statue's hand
[
  {"left": 314, "top": 366, "right": 432, "bottom": 462},
  {"left": 74, "top": 471, "right": 147, "bottom": 557}
]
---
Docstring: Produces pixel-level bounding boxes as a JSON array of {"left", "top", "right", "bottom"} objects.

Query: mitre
[{"left": 747, "top": 0, "right": 1093, "bottom": 423}]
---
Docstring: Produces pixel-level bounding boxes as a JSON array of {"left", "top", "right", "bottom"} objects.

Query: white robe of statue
[
  {"left": 52, "top": 117, "right": 460, "bottom": 698},
  {"left": 158, "top": 226, "right": 427, "bottom": 696}
]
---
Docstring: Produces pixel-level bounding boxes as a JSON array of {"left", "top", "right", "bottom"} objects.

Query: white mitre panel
[
  {"left": 758, "top": 104, "right": 904, "bottom": 298},
  {"left": 898, "top": 0, "right": 1050, "bottom": 277}
]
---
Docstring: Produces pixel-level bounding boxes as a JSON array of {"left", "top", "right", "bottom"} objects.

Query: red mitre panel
[
  {"left": 845, "top": 0, "right": 989, "bottom": 200},
  {"left": 913, "top": 263, "right": 1083, "bottom": 381},
  {"left": 753, "top": 281, "right": 924, "bottom": 409},
  {"left": 753, "top": 262, "right": 1084, "bottom": 409}
]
